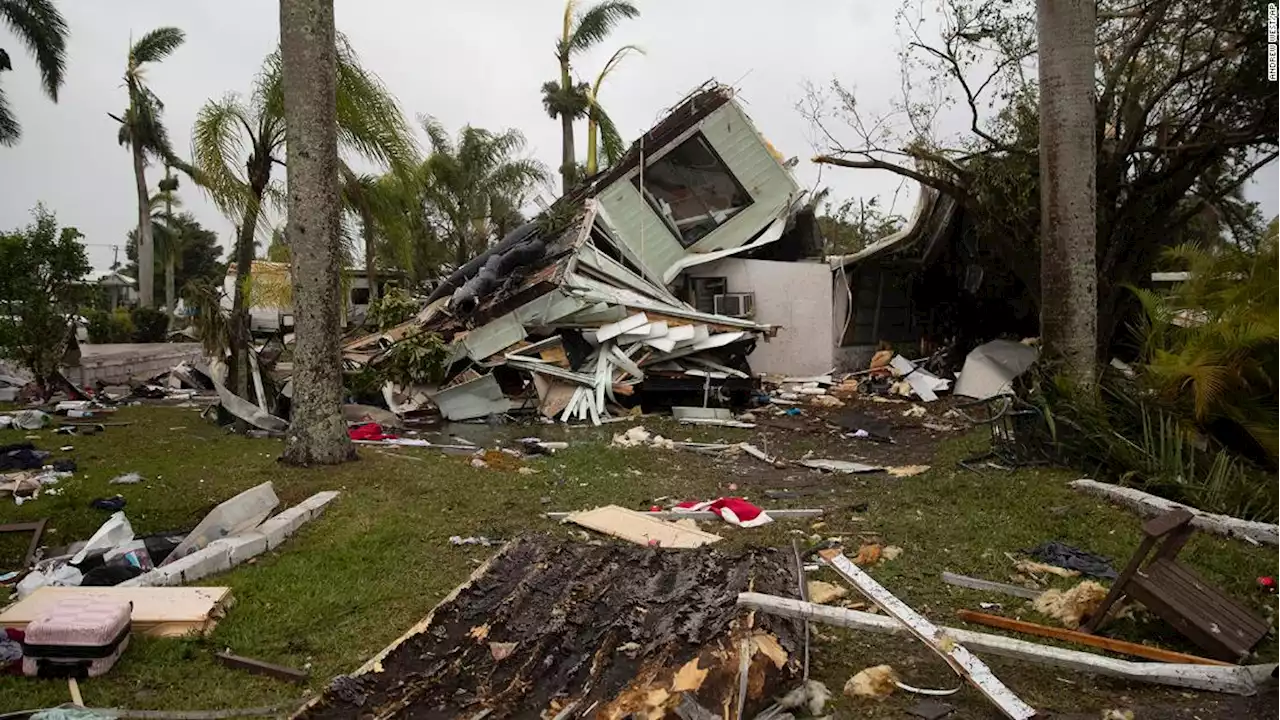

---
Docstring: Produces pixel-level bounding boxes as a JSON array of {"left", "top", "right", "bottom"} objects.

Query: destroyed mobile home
[{"left": 343, "top": 84, "right": 813, "bottom": 424}]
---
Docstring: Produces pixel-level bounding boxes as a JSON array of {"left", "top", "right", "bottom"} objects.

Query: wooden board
[
  {"left": 0, "top": 586, "right": 233, "bottom": 637},
  {"left": 955, "top": 610, "right": 1233, "bottom": 666},
  {"left": 565, "top": 505, "right": 722, "bottom": 548},
  {"left": 819, "top": 549, "right": 1036, "bottom": 719}
]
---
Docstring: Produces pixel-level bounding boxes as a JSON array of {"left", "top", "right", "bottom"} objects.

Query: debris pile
[{"left": 340, "top": 201, "right": 776, "bottom": 426}]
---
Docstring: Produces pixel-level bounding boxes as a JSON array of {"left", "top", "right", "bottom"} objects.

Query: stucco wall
[{"left": 685, "top": 258, "right": 833, "bottom": 376}]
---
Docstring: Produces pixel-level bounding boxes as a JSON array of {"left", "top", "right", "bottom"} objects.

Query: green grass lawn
[{"left": 0, "top": 406, "right": 1274, "bottom": 717}]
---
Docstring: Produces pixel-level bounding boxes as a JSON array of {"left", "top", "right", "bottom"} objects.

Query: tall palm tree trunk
[
  {"left": 280, "top": 0, "right": 355, "bottom": 465},
  {"left": 558, "top": 60, "right": 576, "bottom": 193},
  {"left": 164, "top": 166, "right": 176, "bottom": 326},
  {"left": 1037, "top": 0, "right": 1097, "bottom": 386},
  {"left": 132, "top": 144, "right": 154, "bottom": 307},
  {"left": 586, "top": 111, "right": 599, "bottom": 177},
  {"left": 229, "top": 199, "right": 261, "bottom": 410},
  {"left": 361, "top": 209, "right": 378, "bottom": 303}
]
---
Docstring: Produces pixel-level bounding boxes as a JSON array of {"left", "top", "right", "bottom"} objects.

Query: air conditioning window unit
[{"left": 713, "top": 292, "right": 755, "bottom": 318}]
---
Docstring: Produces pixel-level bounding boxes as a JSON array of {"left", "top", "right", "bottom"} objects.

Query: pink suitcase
[{"left": 21, "top": 596, "right": 131, "bottom": 678}]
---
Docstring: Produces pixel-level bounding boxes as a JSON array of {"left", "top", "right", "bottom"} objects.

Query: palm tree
[
  {"left": 154, "top": 164, "right": 183, "bottom": 323},
  {"left": 418, "top": 118, "right": 550, "bottom": 268},
  {"left": 279, "top": 0, "right": 354, "bottom": 465},
  {"left": 1036, "top": 0, "right": 1097, "bottom": 386},
  {"left": 542, "top": 0, "right": 638, "bottom": 193},
  {"left": 584, "top": 44, "right": 641, "bottom": 176},
  {"left": 115, "top": 26, "right": 185, "bottom": 309},
  {"left": 0, "top": 0, "right": 68, "bottom": 145},
  {"left": 192, "top": 36, "right": 416, "bottom": 406}
]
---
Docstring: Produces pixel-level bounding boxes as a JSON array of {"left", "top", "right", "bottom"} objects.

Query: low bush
[
  {"left": 86, "top": 308, "right": 135, "bottom": 344},
  {"left": 131, "top": 307, "right": 169, "bottom": 343}
]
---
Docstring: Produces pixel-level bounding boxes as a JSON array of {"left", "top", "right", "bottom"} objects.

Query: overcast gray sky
[{"left": 1, "top": 1, "right": 1276, "bottom": 271}]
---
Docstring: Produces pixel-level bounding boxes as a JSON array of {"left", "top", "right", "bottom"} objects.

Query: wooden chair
[{"left": 1081, "top": 508, "right": 1270, "bottom": 662}]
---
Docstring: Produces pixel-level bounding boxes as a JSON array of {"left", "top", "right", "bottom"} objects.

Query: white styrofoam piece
[{"left": 594, "top": 313, "right": 649, "bottom": 343}]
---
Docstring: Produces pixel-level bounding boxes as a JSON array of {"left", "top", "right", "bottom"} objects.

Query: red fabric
[
  {"left": 347, "top": 423, "right": 398, "bottom": 441},
  {"left": 673, "top": 497, "right": 771, "bottom": 527}
]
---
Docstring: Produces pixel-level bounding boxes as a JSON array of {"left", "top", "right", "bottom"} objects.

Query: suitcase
[{"left": 21, "top": 596, "right": 131, "bottom": 678}]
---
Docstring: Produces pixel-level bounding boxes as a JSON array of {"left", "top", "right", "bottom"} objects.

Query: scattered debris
[
  {"left": 108, "top": 472, "right": 143, "bottom": 485},
  {"left": 882, "top": 545, "right": 904, "bottom": 561},
  {"left": 1032, "top": 581, "right": 1109, "bottom": 629},
  {"left": 854, "top": 544, "right": 882, "bottom": 566},
  {"left": 901, "top": 404, "right": 927, "bottom": 418},
  {"left": 1014, "top": 559, "right": 1081, "bottom": 579},
  {"left": 952, "top": 340, "right": 1039, "bottom": 401},
  {"left": 887, "top": 465, "right": 930, "bottom": 477},
  {"left": 674, "top": 498, "right": 772, "bottom": 528},
  {"left": 955, "top": 610, "right": 1231, "bottom": 666},
  {"left": 1022, "top": 541, "right": 1117, "bottom": 580},
  {"left": 488, "top": 641, "right": 518, "bottom": 661},
  {"left": 739, "top": 592, "right": 1273, "bottom": 695},
  {"left": 941, "top": 571, "right": 1042, "bottom": 600},
  {"left": 611, "top": 425, "right": 675, "bottom": 449},
  {"left": 449, "top": 536, "right": 500, "bottom": 547},
  {"left": 1102, "top": 709, "right": 1135, "bottom": 720},
  {"left": 89, "top": 495, "right": 127, "bottom": 511},
  {"left": 0, "top": 518, "right": 47, "bottom": 568},
  {"left": 800, "top": 459, "right": 883, "bottom": 474},
  {"left": 817, "top": 549, "right": 1037, "bottom": 719},
  {"left": 845, "top": 664, "right": 898, "bottom": 700},
  {"left": 215, "top": 651, "right": 309, "bottom": 684},
  {"left": 563, "top": 505, "right": 722, "bottom": 548},
  {"left": 806, "top": 581, "right": 848, "bottom": 605}
]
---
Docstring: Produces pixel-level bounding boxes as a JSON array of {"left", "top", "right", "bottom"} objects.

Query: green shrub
[
  {"left": 366, "top": 287, "right": 418, "bottom": 331},
  {"left": 86, "top": 308, "right": 135, "bottom": 344},
  {"left": 131, "top": 307, "right": 169, "bottom": 343},
  {"left": 381, "top": 331, "right": 449, "bottom": 387}
]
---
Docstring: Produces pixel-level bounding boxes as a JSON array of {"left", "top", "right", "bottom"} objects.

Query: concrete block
[
  {"left": 256, "top": 513, "right": 300, "bottom": 550},
  {"left": 210, "top": 531, "right": 267, "bottom": 566},
  {"left": 165, "top": 544, "right": 232, "bottom": 583},
  {"left": 294, "top": 491, "right": 341, "bottom": 520}
]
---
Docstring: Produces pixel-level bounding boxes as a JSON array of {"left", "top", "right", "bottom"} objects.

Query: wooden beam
[
  {"left": 736, "top": 593, "right": 1272, "bottom": 696},
  {"left": 817, "top": 549, "right": 1037, "bottom": 719},
  {"left": 215, "top": 652, "right": 309, "bottom": 684},
  {"left": 0, "top": 518, "right": 47, "bottom": 568},
  {"left": 954, "top": 610, "right": 1232, "bottom": 666}
]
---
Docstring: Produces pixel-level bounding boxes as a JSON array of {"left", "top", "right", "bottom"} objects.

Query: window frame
[{"left": 632, "top": 131, "right": 754, "bottom": 249}]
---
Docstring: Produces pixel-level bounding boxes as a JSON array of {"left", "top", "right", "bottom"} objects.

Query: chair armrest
[{"left": 1142, "top": 508, "right": 1194, "bottom": 538}]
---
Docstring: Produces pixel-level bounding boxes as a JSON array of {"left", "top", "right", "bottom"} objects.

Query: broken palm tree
[{"left": 297, "top": 536, "right": 803, "bottom": 718}]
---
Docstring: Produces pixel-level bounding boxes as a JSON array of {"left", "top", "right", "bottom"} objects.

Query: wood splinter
[{"left": 215, "top": 651, "right": 309, "bottom": 684}]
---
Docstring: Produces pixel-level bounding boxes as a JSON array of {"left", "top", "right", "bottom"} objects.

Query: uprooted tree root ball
[{"left": 301, "top": 535, "right": 803, "bottom": 719}]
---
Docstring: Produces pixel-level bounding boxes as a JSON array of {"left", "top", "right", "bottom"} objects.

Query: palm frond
[
  {"left": 419, "top": 114, "right": 454, "bottom": 156},
  {"left": 567, "top": 0, "right": 639, "bottom": 55},
  {"left": 591, "top": 44, "right": 643, "bottom": 97},
  {"left": 593, "top": 104, "right": 625, "bottom": 167},
  {"left": 0, "top": 0, "right": 68, "bottom": 100},
  {"left": 191, "top": 94, "right": 255, "bottom": 218},
  {"left": 333, "top": 35, "right": 419, "bottom": 171},
  {"left": 128, "top": 26, "right": 185, "bottom": 67},
  {"left": 0, "top": 86, "right": 19, "bottom": 146}
]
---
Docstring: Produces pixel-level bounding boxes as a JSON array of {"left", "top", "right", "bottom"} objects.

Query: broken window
[
  {"left": 351, "top": 287, "right": 371, "bottom": 306},
  {"left": 634, "top": 134, "right": 752, "bottom": 248},
  {"left": 689, "top": 276, "right": 727, "bottom": 314}
]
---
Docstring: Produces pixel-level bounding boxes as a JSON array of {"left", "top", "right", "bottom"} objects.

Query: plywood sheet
[
  {"left": 0, "top": 586, "right": 233, "bottom": 637},
  {"left": 565, "top": 505, "right": 722, "bottom": 548}
]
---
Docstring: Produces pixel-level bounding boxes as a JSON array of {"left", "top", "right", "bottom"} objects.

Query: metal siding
[{"left": 595, "top": 180, "right": 686, "bottom": 279}]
